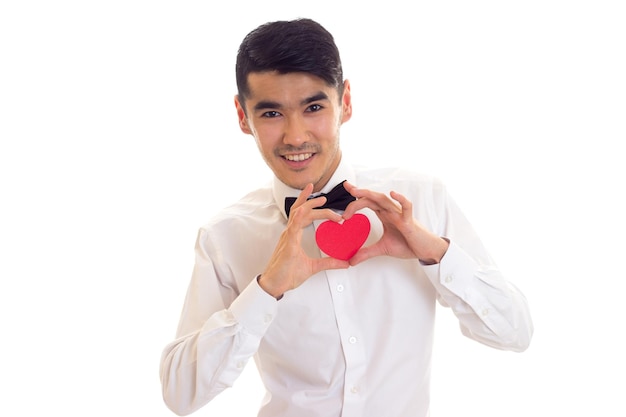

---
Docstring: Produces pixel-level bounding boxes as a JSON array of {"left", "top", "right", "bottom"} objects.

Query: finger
[
  {"left": 291, "top": 195, "right": 344, "bottom": 223},
  {"left": 343, "top": 181, "right": 359, "bottom": 197},
  {"left": 349, "top": 243, "right": 384, "bottom": 266},
  {"left": 389, "top": 190, "right": 414, "bottom": 221},
  {"left": 312, "top": 207, "right": 344, "bottom": 222},
  {"left": 342, "top": 198, "right": 370, "bottom": 219},
  {"left": 345, "top": 182, "right": 392, "bottom": 204},
  {"left": 292, "top": 183, "right": 314, "bottom": 208},
  {"left": 307, "top": 195, "right": 329, "bottom": 209},
  {"left": 288, "top": 184, "right": 317, "bottom": 223},
  {"left": 343, "top": 181, "right": 372, "bottom": 201},
  {"left": 297, "top": 193, "right": 345, "bottom": 221},
  {"left": 347, "top": 183, "right": 397, "bottom": 208},
  {"left": 344, "top": 190, "right": 400, "bottom": 218},
  {"left": 343, "top": 181, "right": 375, "bottom": 220}
]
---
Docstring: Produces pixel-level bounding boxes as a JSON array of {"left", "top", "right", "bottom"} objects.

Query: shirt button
[
  {"left": 350, "top": 386, "right": 359, "bottom": 394},
  {"left": 264, "top": 314, "right": 273, "bottom": 324},
  {"left": 349, "top": 336, "right": 357, "bottom": 344},
  {"left": 337, "top": 284, "right": 344, "bottom": 292},
  {"left": 236, "top": 361, "right": 245, "bottom": 369},
  {"left": 481, "top": 308, "right": 490, "bottom": 317},
  {"left": 445, "top": 275, "right": 453, "bottom": 283}
]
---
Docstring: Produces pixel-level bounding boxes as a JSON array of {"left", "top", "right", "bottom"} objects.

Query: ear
[
  {"left": 340, "top": 79, "right": 353, "bottom": 124},
  {"left": 234, "top": 95, "right": 252, "bottom": 134}
]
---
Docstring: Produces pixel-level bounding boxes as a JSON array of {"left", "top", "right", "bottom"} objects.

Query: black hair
[{"left": 235, "top": 18, "right": 344, "bottom": 106}]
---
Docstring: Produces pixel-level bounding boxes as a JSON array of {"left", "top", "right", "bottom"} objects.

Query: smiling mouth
[{"left": 283, "top": 153, "right": 314, "bottom": 162}]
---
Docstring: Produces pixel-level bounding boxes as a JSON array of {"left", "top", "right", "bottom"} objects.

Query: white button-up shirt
[{"left": 160, "top": 159, "right": 533, "bottom": 417}]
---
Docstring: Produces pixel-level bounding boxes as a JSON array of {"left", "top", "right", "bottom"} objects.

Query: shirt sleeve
[
  {"left": 159, "top": 228, "right": 277, "bottom": 416},
  {"left": 420, "top": 182, "right": 534, "bottom": 352}
]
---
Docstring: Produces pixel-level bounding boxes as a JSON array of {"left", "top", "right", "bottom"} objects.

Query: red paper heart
[{"left": 315, "top": 213, "right": 371, "bottom": 260}]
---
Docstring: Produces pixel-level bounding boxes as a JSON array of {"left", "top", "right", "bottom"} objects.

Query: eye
[
  {"left": 261, "top": 110, "right": 281, "bottom": 118},
  {"left": 306, "top": 104, "right": 323, "bottom": 112}
]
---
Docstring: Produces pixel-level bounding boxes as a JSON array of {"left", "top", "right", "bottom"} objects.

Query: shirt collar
[{"left": 272, "top": 158, "right": 356, "bottom": 220}]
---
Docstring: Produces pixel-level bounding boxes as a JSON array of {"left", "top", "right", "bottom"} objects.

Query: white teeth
[{"left": 284, "top": 153, "right": 313, "bottom": 162}]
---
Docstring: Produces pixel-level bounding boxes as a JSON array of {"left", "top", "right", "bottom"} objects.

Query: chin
[{"left": 281, "top": 175, "right": 318, "bottom": 191}]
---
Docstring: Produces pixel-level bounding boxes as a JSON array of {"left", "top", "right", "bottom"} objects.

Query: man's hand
[
  {"left": 342, "top": 182, "right": 449, "bottom": 266},
  {"left": 258, "top": 184, "right": 350, "bottom": 299}
]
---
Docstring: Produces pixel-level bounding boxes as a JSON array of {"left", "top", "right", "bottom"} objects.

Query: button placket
[{"left": 323, "top": 268, "right": 367, "bottom": 415}]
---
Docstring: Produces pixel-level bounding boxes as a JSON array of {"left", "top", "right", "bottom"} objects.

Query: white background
[{"left": 1, "top": 1, "right": 625, "bottom": 416}]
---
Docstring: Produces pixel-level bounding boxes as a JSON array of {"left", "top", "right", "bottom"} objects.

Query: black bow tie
[{"left": 284, "top": 180, "right": 356, "bottom": 217}]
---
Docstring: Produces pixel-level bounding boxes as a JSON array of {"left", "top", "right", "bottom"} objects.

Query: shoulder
[
  {"left": 200, "top": 182, "right": 281, "bottom": 234},
  {"left": 353, "top": 165, "right": 447, "bottom": 196}
]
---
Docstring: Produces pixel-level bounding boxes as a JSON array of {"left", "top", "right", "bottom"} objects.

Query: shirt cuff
[
  {"left": 229, "top": 275, "right": 278, "bottom": 337},
  {"left": 421, "top": 241, "right": 479, "bottom": 296}
]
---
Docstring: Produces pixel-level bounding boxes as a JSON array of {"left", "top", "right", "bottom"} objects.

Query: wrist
[
  {"left": 257, "top": 274, "right": 284, "bottom": 300},
  {"left": 419, "top": 237, "right": 450, "bottom": 265}
]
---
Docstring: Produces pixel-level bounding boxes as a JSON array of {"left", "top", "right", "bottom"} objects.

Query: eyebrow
[
  {"left": 302, "top": 92, "right": 330, "bottom": 105},
  {"left": 252, "top": 92, "right": 330, "bottom": 112}
]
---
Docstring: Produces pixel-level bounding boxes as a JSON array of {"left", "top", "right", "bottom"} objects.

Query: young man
[{"left": 160, "top": 18, "right": 533, "bottom": 417}]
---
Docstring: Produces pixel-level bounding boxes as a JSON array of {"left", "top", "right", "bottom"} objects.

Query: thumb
[
  {"left": 315, "top": 257, "right": 350, "bottom": 272},
  {"left": 348, "top": 244, "right": 382, "bottom": 266}
]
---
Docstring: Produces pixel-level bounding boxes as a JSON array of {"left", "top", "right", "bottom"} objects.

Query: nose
[{"left": 282, "top": 115, "right": 308, "bottom": 146}]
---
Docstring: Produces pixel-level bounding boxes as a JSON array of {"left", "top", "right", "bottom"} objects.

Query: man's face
[{"left": 235, "top": 71, "right": 352, "bottom": 192}]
